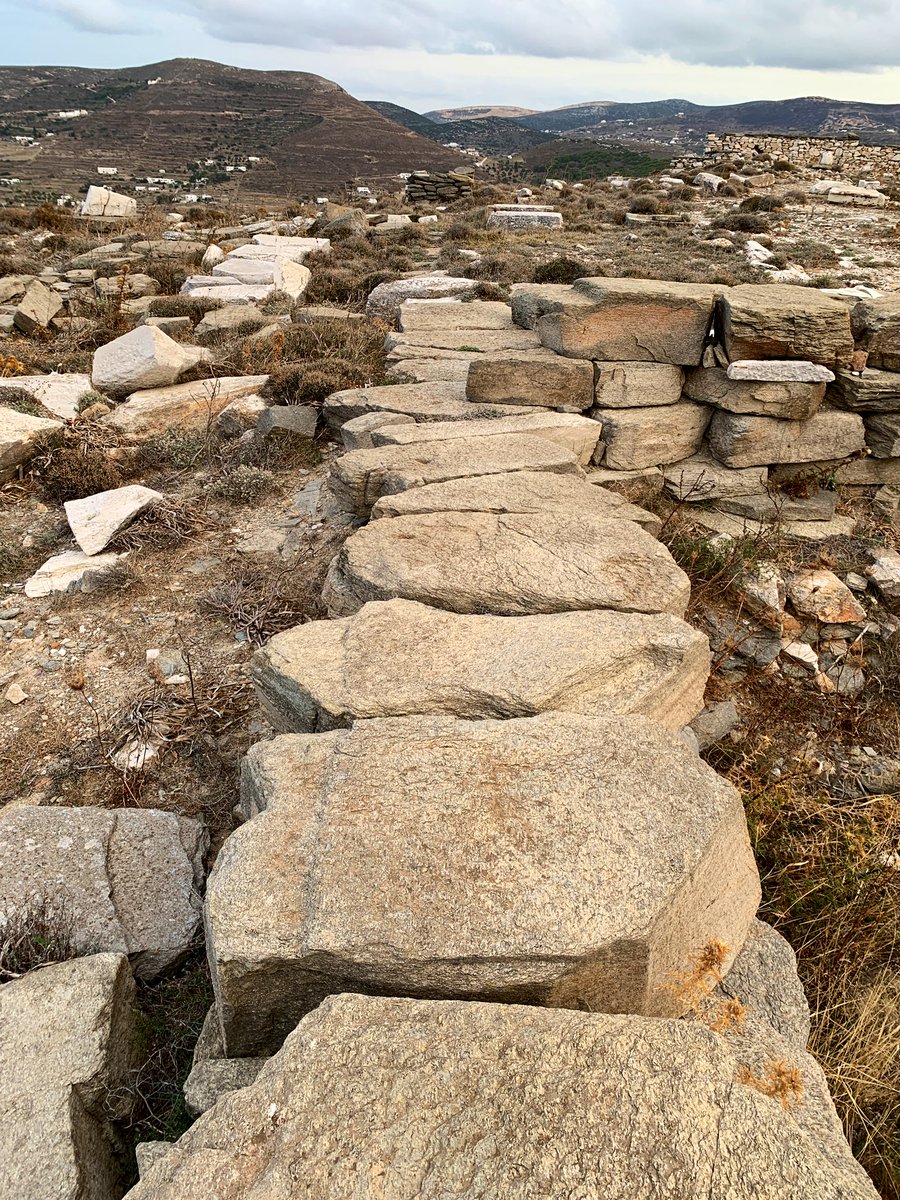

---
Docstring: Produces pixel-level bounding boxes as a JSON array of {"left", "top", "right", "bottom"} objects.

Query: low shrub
[
  {"left": 210, "top": 465, "right": 273, "bottom": 505},
  {"left": 533, "top": 257, "right": 590, "bottom": 284}
]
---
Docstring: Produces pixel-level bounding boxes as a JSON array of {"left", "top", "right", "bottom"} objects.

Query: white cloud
[{"left": 42, "top": 0, "right": 144, "bottom": 33}]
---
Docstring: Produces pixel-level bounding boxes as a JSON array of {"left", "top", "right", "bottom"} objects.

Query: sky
[{"left": 4, "top": 0, "right": 900, "bottom": 112}]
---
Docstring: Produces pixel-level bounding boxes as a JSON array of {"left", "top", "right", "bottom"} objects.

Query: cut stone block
[
  {"left": 537, "top": 278, "right": 721, "bottom": 365},
  {"left": 388, "top": 328, "right": 541, "bottom": 353},
  {"left": 274, "top": 259, "right": 311, "bottom": 301},
  {"left": 593, "top": 401, "right": 711, "bottom": 469},
  {"left": 257, "top": 405, "right": 317, "bottom": 439},
  {"left": 864, "top": 412, "right": 900, "bottom": 457},
  {"left": 0, "top": 953, "right": 136, "bottom": 1200},
  {"left": 322, "top": 511, "right": 690, "bottom": 618},
  {"left": 121, "top": 994, "right": 877, "bottom": 1200},
  {"left": 0, "top": 807, "right": 206, "bottom": 979},
  {"left": 0, "top": 407, "right": 63, "bottom": 483},
  {"left": 487, "top": 209, "right": 563, "bottom": 229},
  {"left": 466, "top": 349, "right": 595, "bottom": 410},
  {"left": 91, "top": 325, "right": 211, "bottom": 397},
  {"left": 24, "top": 549, "right": 128, "bottom": 598},
  {"left": 853, "top": 294, "right": 900, "bottom": 370},
  {"left": 341, "top": 411, "right": 417, "bottom": 450},
  {"left": 708, "top": 409, "right": 866, "bottom": 467},
  {"left": 14, "top": 279, "right": 63, "bottom": 333},
  {"left": 828, "top": 367, "right": 900, "bottom": 412},
  {"left": 684, "top": 367, "right": 825, "bottom": 419},
  {"left": 725, "top": 360, "right": 835, "bottom": 383},
  {"left": 212, "top": 257, "right": 277, "bottom": 283},
  {"left": 663, "top": 451, "right": 768, "bottom": 500},
  {"left": 103, "top": 375, "right": 268, "bottom": 440},
  {"left": 719, "top": 919, "right": 811, "bottom": 1050},
  {"left": 12, "top": 373, "right": 93, "bottom": 420},
  {"left": 207, "top": 711, "right": 757, "bottom": 1053},
  {"left": 594, "top": 361, "right": 684, "bottom": 408},
  {"left": 182, "top": 282, "right": 273, "bottom": 303},
  {"left": 366, "top": 275, "right": 477, "bottom": 324},
  {"left": 370, "top": 411, "right": 601, "bottom": 466},
  {"left": 252, "top": 599, "right": 708, "bottom": 733},
  {"left": 386, "top": 346, "right": 478, "bottom": 383},
  {"left": 325, "top": 434, "right": 583, "bottom": 518},
  {"left": 65, "top": 484, "right": 163, "bottom": 555},
  {"left": 770, "top": 457, "right": 900, "bottom": 486},
  {"left": 80, "top": 184, "right": 137, "bottom": 218},
  {"left": 719, "top": 285, "right": 854, "bottom": 365},
  {"left": 399, "top": 300, "right": 512, "bottom": 331},
  {"left": 324, "top": 380, "right": 530, "bottom": 428},
  {"left": 370, "top": 469, "right": 661, "bottom": 533},
  {"left": 716, "top": 491, "right": 837, "bottom": 523},
  {"left": 194, "top": 305, "right": 269, "bottom": 343}
]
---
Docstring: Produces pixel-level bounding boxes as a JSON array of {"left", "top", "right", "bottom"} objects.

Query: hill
[
  {"left": 0, "top": 59, "right": 459, "bottom": 201},
  {"left": 523, "top": 139, "right": 673, "bottom": 180},
  {"left": 424, "top": 105, "right": 537, "bottom": 121},
  {"left": 365, "top": 101, "right": 554, "bottom": 156}
]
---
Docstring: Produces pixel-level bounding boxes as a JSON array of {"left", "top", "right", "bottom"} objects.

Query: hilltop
[
  {"left": 365, "top": 100, "right": 554, "bottom": 156},
  {"left": 0, "top": 59, "right": 458, "bottom": 201}
]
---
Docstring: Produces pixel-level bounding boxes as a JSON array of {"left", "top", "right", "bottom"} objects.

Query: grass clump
[
  {"left": 210, "top": 465, "right": 273, "bottom": 505},
  {"left": 0, "top": 895, "right": 80, "bottom": 982},
  {"left": 32, "top": 424, "right": 124, "bottom": 501},
  {"left": 0, "top": 386, "right": 52, "bottom": 418},
  {"left": 532, "top": 257, "right": 589, "bottom": 284},
  {"left": 137, "top": 428, "right": 208, "bottom": 471}
]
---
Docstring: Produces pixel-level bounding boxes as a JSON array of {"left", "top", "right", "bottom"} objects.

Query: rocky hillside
[
  {"left": 0, "top": 59, "right": 458, "bottom": 200},
  {"left": 365, "top": 101, "right": 554, "bottom": 155}
]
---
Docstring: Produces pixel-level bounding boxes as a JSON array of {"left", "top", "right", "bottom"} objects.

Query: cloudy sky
[{"left": 5, "top": 0, "right": 900, "bottom": 111}]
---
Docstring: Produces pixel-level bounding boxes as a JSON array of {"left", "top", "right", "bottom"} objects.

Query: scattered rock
[
  {"left": 65, "top": 484, "right": 163, "bottom": 555},
  {"left": 91, "top": 326, "right": 211, "bottom": 397},
  {"left": 14, "top": 280, "right": 63, "bottom": 333},
  {"left": 366, "top": 275, "right": 477, "bottom": 324},
  {"left": 257, "top": 405, "right": 317, "bottom": 439},
  {"left": 866, "top": 548, "right": 900, "bottom": 598},
  {"left": 0, "top": 407, "right": 63, "bottom": 483},
  {"left": 690, "top": 700, "right": 739, "bottom": 749},
  {"left": 786, "top": 569, "right": 867, "bottom": 624},
  {"left": 23, "top": 549, "right": 128, "bottom": 597}
]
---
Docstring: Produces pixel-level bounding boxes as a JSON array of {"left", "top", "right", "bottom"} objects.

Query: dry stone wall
[{"left": 703, "top": 132, "right": 900, "bottom": 178}]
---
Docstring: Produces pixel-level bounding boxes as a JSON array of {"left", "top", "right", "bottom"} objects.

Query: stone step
[
  {"left": 323, "top": 381, "right": 534, "bottom": 429},
  {"left": 251, "top": 599, "right": 708, "bottom": 733},
  {"left": 208, "top": 711, "right": 758, "bottom": 1055},
  {"left": 398, "top": 299, "right": 514, "bottom": 332},
  {"left": 322, "top": 510, "right": 690, "bottom": 618},
  {"left": 369, "top": 411, "right": 601, "bottom": 467},
  {"left": 387, "top": 328, "right": 541, "bottom": 353}
]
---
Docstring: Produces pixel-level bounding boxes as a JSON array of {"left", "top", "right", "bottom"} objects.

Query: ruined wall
[{"left": 704, "top": 132, "right": 900, "bottom": 178}]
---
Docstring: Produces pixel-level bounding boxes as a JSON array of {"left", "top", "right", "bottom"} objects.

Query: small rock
[
  {"left": 865, "top": 549, "right": 900, "bottom": 599},
  {"left": 65, "top": 485, "right": 163, "bottom": 556},
  {"left": 786, "top": 569, "right": 867, "bottom": 624},
  {"left": 4, "top": 683, "right": 27, "bottom": 704}
]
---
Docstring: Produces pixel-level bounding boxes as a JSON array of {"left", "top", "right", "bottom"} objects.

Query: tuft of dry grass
[
  {"left": 110, "top": 498, "right": 210, "bottom": 551},
  {"left": 666, "top": 939, "right": 747, "bottom": 1034},
  {"left": 0, "top": 894, "right": 80, "bottom": 982},
  {"left": 738, "top": 1059, "right": 806, "bottom": 1111}
]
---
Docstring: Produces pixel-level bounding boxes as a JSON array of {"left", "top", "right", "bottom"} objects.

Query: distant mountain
[
  {"left": 0, "top": 59, "right": 459, "bottom": 201},
  {"left": 365, "top": 101, "right": 554, "bottom": 156},
  {"left": 425, "top": 105, "right": 538, "bottom": 122}
]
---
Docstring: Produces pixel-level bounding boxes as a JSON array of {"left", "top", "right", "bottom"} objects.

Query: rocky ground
[{"left": 1, "top": 164, "right": 899, "bottom": 1198}]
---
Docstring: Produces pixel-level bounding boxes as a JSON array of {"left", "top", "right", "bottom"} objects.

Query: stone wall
[{"left": 703, "top": 132, "right": 900, "bottom": 178}]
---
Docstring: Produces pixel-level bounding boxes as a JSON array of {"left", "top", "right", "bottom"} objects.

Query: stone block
[
  {"left": 828, "top": 367, "right": 900, "bottom": 412},
  {"left": 718, "top": 285, "right": 854, "bottom": 365},
  {"left": 466, "top": 350, "right": 595, "bottom": 410},
  {"left": 594, "top": 362, "right": 684, "bottom": 408},
  {"left": 684, "top": 367, "right": 825, "bottom": 419},
  {"left": 593, "top": 402, "right": 711, "bottom": 469},
  {"left": 0, "top": 407, "right": 63, "bottom": 483},
  {"left": 708, "top": 409, "right": 866, "bottom": 467},
  {"left": 91, "top": 326, "right": 211, "bottom": 397},
  {"left": 14, "top": 280, "right": 64, "bottom": 333},
  {"left": 369, "top": 411, "right": 601, "bottom": 467},
  {"left": 103, "top": 376, "right": 268, "bottom": 440},
  {"left": 65, "top": 484, "right": 163, "bottom": 555},
  {"left": 663, "top": 451, "right": 768, "bottom": 500}
]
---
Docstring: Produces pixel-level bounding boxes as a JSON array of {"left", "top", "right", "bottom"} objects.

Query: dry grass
[{"left": 0, "top": 894, "right": 80, "bottom": 982}]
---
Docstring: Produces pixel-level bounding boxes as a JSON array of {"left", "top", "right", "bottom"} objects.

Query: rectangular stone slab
[
  {"left": 369, "top": 469, "right": 662, "bottom": 534},
  {"left": 103, "top": 375, "right": 268, "bottom": 440},
  {"left": 387, "top": 328, "right": 541, "bottom": 353},
  {"left": 370, "top": 411, "right": 601, "bottom": 466},
  {"left": 864, "top": 412, "right": 900, "bottom": 457},
  {"left": 399, "top": 300, "right": 514, "bottom": 331},
  {"left": 594, "top": 362, "right": 684, "bottom": 408},
  {"left": 536, "top": 278, "right": 721, "bottom": 366},
  {"left": 206, "top": 712, "right": 758, "bottom": 1054},
  {"left": 708, "top": 409, "right": 866, "bottom": 468},
  {"left": 466, "top": 349, "right": 595, "bottom": 410},
  {"left": 593, "top": 402, "right": 711, "bottom": 469},
  {"left": 827, "top": 368, "right": 900, "bottom": 412},
  {"left": 323, "top": 381, "right": 531, "bottom": 428},
  {"left": 252, "top": 599, "right": 708, "bottom": 733},
  {"left": 718, "top": 285, "right": 854, "bottom": 366},
  {"left": 322, "top": 510, "right": 690, "bottom": 618},
  {"left": 325, "top": 434, "right": 584, "bottom": 517},
  {"left": 663, "top": 452, "right": 768, "bottom": 500},
  {"left": 852, "top": 294, "right": 900, "bottom": 370},
  {"left": 684, "top": 367, "right": 825, "bottom": 419}
]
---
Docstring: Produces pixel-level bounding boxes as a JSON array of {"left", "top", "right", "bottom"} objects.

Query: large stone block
[
  {"left": 537, "top": 278, "right": 721, "bottom": 365},
  {"left": 324, "top": 435, "right": 583, "bottom": 517},
  {"left": 14, "top": 280, "right": 64, "bottom": 333},
  {"left": 0, "top": 953, "right": 136, "bottom": 1200},
  {"left": 92, "top": 325, "right": 211, "bottom": 397},
  {"left": 852, "top": 294, "right": 900, "bottom": 370},
  {"left": 207, "top": 712, "right": 758, "bottom": 1053},
  {"left": 663, "top": 451, "right": 768, "bottom": 500},
  {"left": 466, "top": 349, "right": 595, "bottom": 410},
  {"left": 366, "top": 275, "right": 477, "bottom": 324},
  {"left": 369, "top": 411, "right": 601, "bottom": 466},
  {"left": 12, "top": 372, "right": 94, "bottom": 420},
  {"left": 323, "top": 380, "right": 530, "bottom": 428},
  {"left": 827, "top": 367, "right": 900, "bottom": 412},
  {"left": 369, "top": 469, "right": 661, "bottom": 533},
  {"left": 684, "top": 367, "right": 825, "bottom": 418},
  {"left": 594, "top": 361, "right": 684, "bottom": 408},
  {"left": 593, "top": 401, "right": 711, "bottom": 469},
  {"left": 398, "top": 300, "right": 513, "bottom": 331},
  {"left": 719, "top": 285, "right": 854, "bottom": 365},
  {"left": 322, "top": 511, "right": 690, "bottom": 617},
  {"left": 388, "top": 328, "right": 541, "bottom": 353},
  {"left": 509, "top": 282, "right": 579, "bottom": 329},
  {"left": 0, "top": 407, "right": 63, "bottom": 483},
  {"left": 103, "top": 375, "right": 268, "bottom": 440},
  {"left": 863, "top": 412, "right": 900, "bottom": 457},
  {"left": 80, "top": 184, "right": 137, "bottom": 218},
  {"left": 0, "top": 807, "right": 206, "bottom": 978},
  {"left": 252, "top": 599, "right": 708, "bottom": 733},
  {"left": 65, "top": 484, "right": 163, "bottom": 555},
  {"left": 708, "top": 409, "right": 866, "bottom": 468},
  {"left": 121, "top": 994, "right": 877, "bottom": 1200}
]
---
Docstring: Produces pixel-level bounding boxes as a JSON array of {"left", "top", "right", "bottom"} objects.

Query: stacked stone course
[{"left": 701, "top": 131, "right": 900, "bottom": 178}]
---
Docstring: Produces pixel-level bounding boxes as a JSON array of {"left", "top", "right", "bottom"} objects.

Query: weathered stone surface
[
  {"left": 399, "top": 300, "right": 512, "bottom": 331},
  {"left": 208, "top": 712, "right": 757, "bottom": 1053},
  {"left": 273, "top": 259, "right": 311, "bottom": 301},
  {"left": 370, "top": 470, "right": 661, "bottom": 533},
  {"left": 183, "top": 1059, "right": 266, "bottom": 1118},
  {"left": 24, "top": 549, "right": 128, "bottom": 598},
  {"left": 725, "top": 359, "right": 835, "bottom": 383},
  {"left": 385, "top": 345, "right": 481, "bottom": 383},
  {"left": 14, "top": 279, "right": 63, "bottom": 333},
  {"left": 537, "top": 278, "right": 721, "bottom": 365},
  {"left": 253, "top": 599, "right": 707, "bottom": 733},
  {"left": 488, "top": 208, "right": 563, "bottom": 230},
  {"left": 341, "top": 411, "right": 417, "bottom": 450},
  {"left": 720, "top": 920, "right": 811, "bottom": 1050},
  {"left": 325, "top": 435, "right": 583, "bottom": 517},
  {"left": 121, "top": 993, "right": 877, "bottom": 1200},
  {"left": 0, "top": 953, "right": 136, "bottom": 1200},
  {"left": 786, "top": 568, "right": 867, "bottom": 623},
  {"left": 324, "top": 380, "right": 529, "bottom": 428},
  {"left": 828, "top": 367, "right": 900, "bottom": 412},
  {"left": 717, "top": 491, "right": 837, "bottom": 523},
  {"left": 690, "top": 700, "right": 739, "bottom": 750},
  {"left": 0, "top": 807, "right": 206, "bottom": 978},
  {"left": 867, "top": 548, "right": 900, "bottom": 597},
  {"left": 864, "top": 412, "right": 900, "bottom": 457},
  {"left": 594, "top": 401, "right": 711, "bottom": 469},
  {"left": 466, "top": 349, "right": 595, "bottom": 410},
  {"left": 0, "top": 407, "right": 63, "bottom": 483},
  {"left": 323, "top": 511, "right": 690, "bottom": 617},
  {"left": 708, "top": 409, "right": 866, "bottom": 467},
  {"left": 103, "top": 375, "right": 268, "bottom": 440},
  {"left": 770, "top": 456, "right": 900, "bottom": 486},
  {"left": 92, "top": 326, "right": 210, "bottom": 397},
  {"left": 509, "top": 282, "right": 578, "bottom": 329},
  {"left": 65, "top": 484, "right": 163, "bottom": 555},
  {"left": 213, "top": 257, "right": 277, "bottom": 284},
  {"left": 370, "top": 411, "right": 601, "bottom": 466},
  {"left": 594, "top": 361, "right": 685, "bottom": 408},
  {"left": 257, "top": 405, "right": 317, "bottom": 439},
  {"left": 685, "top": 367, "right": 826, "bottom": 418},
  {"left": 853, "top": 294, "right": 900, "bottom": 370},
  {"left": 366, "top": 275, "right": 477, "bottom": 324},
  {"left": 215, "top": 394, "right": 268, "bottom": 437},
  {"left": 194, "top": 305, "right": 269, "bottom": 344},
  {"left": 182, "top": 281, "right": 273, "bottom": 303},
  {"left": 80, "top": 184, "right": 137, "bottom": 218},
  {"left": 663, "top": 451, "right": 768, "bottom": 500},
  {"left": 142, "top": 316, "right": 193, "bottom": 337},
  {"left": 388, "top": 328, "right": 541, "bottom": 353},
  {"left": 719, "top": 285, "right": 854, "bottom": 365}
]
